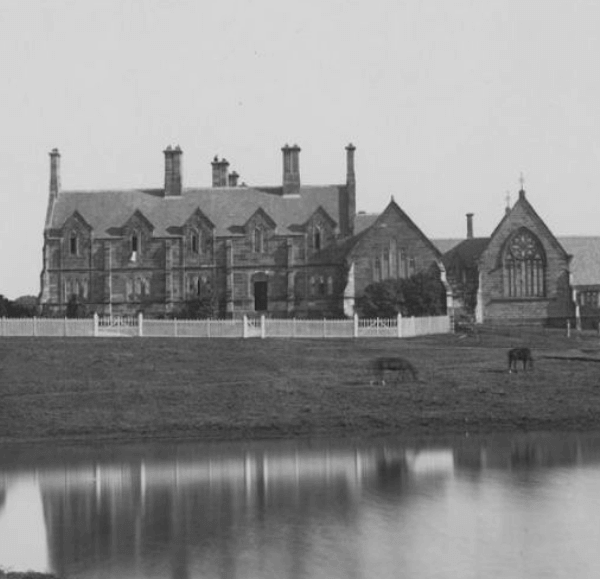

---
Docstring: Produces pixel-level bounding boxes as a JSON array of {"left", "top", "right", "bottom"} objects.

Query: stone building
[
  {"left": 442, "top": 187, "right": 574, "bottom": 325},
  {"left": 40, "top": 144, "right": 445, "bottom": 318}
]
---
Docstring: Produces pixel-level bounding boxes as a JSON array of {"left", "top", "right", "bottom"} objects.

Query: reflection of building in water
[
  {"left": 0, "top": 476, "right": 50, "bottom": 573},
  {"left": 19, "top": 444, "right": 453, "bottom": 579}
]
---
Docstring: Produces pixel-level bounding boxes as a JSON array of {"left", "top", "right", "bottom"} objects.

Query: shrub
[{"left": 357, "top": 270, "right": 447, "bottom": 318}]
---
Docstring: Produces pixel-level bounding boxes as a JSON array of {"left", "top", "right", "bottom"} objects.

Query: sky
[{"left": 1, "top": 0, "right": 599, "bottom": 299}]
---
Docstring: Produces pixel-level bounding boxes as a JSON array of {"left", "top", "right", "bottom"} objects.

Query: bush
[{"left": 357, "top": 271, "right": 447, "bottom": 318}]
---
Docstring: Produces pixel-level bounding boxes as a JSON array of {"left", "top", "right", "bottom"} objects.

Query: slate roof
[
  {"left": 354, "top": 212, "right": 378, "bottom": 234},
  {"left": 441, "top": 238, "right": 490, "bottom": 271},
  {"left": 560, "top": 237, "right": 600, "bottom": 287},
  {"left": 48, "top": 185, "right": 347, "bottom": 238}
]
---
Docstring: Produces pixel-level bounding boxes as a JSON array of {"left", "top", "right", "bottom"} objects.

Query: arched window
[
  {"left": 314, "top": 227, "right": 322, "bottom": 251},
  {"left": 374, "top": 258, "right": 382, "bottom": 282},
  {"left": 131, "top": 233, "right": 139, "bottom": 253},
  {"left": 254, "top": 228, "right": 264, "bottom": 253},
  {"left": 191, "top": 231, "right": 200, "bottom": 254},
  {"left": 318, "top": 276, "right": 326, "bottom": 296},
  {"left": 503, "top": 229, "right": 545, "bottom": 297},
  {"left": 69, "top": 233, "right": 78, "bottom": 256}
]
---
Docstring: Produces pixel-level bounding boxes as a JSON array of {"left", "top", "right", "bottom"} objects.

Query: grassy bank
[{"left": 1, "top": 327, "right": 600, "bottom": 444}]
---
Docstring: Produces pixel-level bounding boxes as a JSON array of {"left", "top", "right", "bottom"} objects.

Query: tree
[
  {"left": 0, "top": 294, "right": 37, "bottom": 317},
  {"left": 357, "top": 270, "right": 447, "bottom": 318}
]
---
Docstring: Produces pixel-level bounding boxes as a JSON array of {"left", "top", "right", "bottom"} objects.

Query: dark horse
[
  {"left": 508, "top": 347, "right": 534, "bottom": 373},
  {"left": 371, "top": 357, "right": 419, "bottom": 384}
]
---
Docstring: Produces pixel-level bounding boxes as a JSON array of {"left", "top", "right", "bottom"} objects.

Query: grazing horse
[
  {"left": 371, "top": 357, "right": 419, "bottom": 385},
  {"left": 508, "top": 347, "right": 534, "bottom": 373}
]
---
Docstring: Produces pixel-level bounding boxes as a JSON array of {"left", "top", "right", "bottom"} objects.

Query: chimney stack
[
  {"left": 49, "top": 148, "right": 61, "bottom": 197},
  {"left": 345, "top": 143, "right": 356, "bottom": 235},
  {"left": 164, "top": 145, "right": 183, "bottom": 197},
  {"left": 466, "top": 213, "right": 474, "bottom": 239},
  {"left": 282, "top": 144, "right": 301, "bottom": 196},
  {"left": 211, "top": 156, "right": 229, "bottom": 187},
  {"left": 228, "top": 171, "right": 239, "bottom": 187}
]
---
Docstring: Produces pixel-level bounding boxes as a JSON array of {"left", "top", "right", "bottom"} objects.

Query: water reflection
[{"left": 1, "top": 432, "right": 600, "bottom": 579}]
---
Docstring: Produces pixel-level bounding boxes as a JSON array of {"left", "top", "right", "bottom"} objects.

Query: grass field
[{"left": 1, "top": 326, "right": 600, "bottom": 445}]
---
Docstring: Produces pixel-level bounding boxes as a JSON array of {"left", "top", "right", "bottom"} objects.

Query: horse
[
  {"left": 371, "top": 356, "right": 419, "bottom": 385},
  {"left": 508, "top": 347, "right": 534, "bottom": 373}
]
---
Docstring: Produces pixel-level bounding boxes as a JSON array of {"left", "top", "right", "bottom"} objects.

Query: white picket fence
[{"left": 0, "top": 313, "right": 452, "bottom": 339}]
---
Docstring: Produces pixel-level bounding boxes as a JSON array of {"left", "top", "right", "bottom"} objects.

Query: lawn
[{"left": 1, "top": 326, "right": 600, "bottom": 444}]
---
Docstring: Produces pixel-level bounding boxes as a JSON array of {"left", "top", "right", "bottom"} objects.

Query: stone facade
[
  {"left": 443, "top": 189, "right": 574, "bottom": 325},
  {"left": 40, "top": 144, "right": 444, "bottom": 319}
]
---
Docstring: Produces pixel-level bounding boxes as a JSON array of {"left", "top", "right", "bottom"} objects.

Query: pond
[{"left": 1, "top": 432, "right": 600, "bottom": 579}]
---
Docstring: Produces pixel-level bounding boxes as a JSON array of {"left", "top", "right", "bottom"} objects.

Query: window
[
  {"left": 579, "top": 291, "right": 599, "bottom": 307},
  {"left": 408, "top": 257, "right": 416, "bottom": 277},
  {"left": 310, "top": 276, "right": 317, "bottom": 296},
  {"left": 254, "top": 228, "right": 264, "bottom": 253},
  {"left": 327, "top": 276, "right": 333, "bottom": 295},
  {"left": 374, "top": 258, "right": 382, "bottom": 282},
  {"left": 399, "top": 250, "right": 407, "bottom": 278},
  {"left": 191, "top": 232, "right": 199, "bottom": 254},
  {"left": 503, "top": 229, "right": 545, "bottom": 297},
  {"left": 69, "top": 233, "right": 78, "bottom": 256},
  {"left": 383, "top": 248, "right": 390, "bottom": 279},
  {"left": 318, "top": 276, "right": 326, "bottom": 296},
  {"left": 314, "top": 227, "right": 321, "bottom": 251}
]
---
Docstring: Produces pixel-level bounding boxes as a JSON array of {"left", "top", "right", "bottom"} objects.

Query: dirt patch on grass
[{"left": 1, "top": 327, "right": 600, "bottom": 445}]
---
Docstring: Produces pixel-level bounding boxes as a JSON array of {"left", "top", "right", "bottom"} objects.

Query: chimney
[
  {"left": 466, "top": 213, "right": 474, "bottom": 239},
  {"left": 345, "top": 143, "right": 356, "bottom": 235},
  {"left": 211, "top": 156, "right": 229, "bottom": 187},
  {"left": 228, "top": 171, "right": 239, "bottom": 187},
  {"left": 49, "top": 148, "right": 61, "bottom": 197},
  {"left": 164, "top": 145, "right": 183, "bottom": 197},
  {"left": 282, "top": 144, "right": 301, "bottom": 196}
]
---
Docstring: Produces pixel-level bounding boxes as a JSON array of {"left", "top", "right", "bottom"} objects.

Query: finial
[
  {"left": 505, "top": 191, "right": 511, "bottom": 208},
  {"left": 391, "top": 194, "right": 395, "bottom": 202},
  {"left": 519, "top": 172, "right": 525, "bottom": 191}
]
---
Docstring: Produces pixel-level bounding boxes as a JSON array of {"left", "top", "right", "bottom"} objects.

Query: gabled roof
[
  {"left": 48, "top": 184, "right": 347, "bottom": 238},
  {"left": 489, "top": 191, "right": 570, "bottom": 260},
  {"left": 316, "top": 199, "right": 442, "bottom": 265}
]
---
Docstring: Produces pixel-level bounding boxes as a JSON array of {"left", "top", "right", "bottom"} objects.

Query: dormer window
[
  {"left": 131, "top": 233, "right": 139, "bottom": 253},
  {"left": 69, "top": 233, "right": 78, "bottom": 256}
]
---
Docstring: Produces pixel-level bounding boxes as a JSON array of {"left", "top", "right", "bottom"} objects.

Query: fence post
[
  {"left": 93, "top": 313, "right": 99, "bottom": 337},
  {"left": 243, "top": 315, "right": 248, "bottom": 339},
  {"left": 353, "top": 313, "right": 359, "bottom": 338},
  {"left": 260, "top": 315, "right": 266, "bottom": 339},
  {"left": 32, "top": 316, "right": 37, "bottom": 337},
  {"left": 63, "top": 317, "right": 67, "bottom": 337},
  {"left": 138, "top": 312, "right": 143, "bottom": 337},
  {"left": 567, "top": 319, "right": 571, "bottom": 338},
  {"left": 0, "top": 317, "right": 4, "bottom": 337},
  {"left": 397, "top": 313, "right": 402, "bottom": 338},
  {"left": 293, "top": 317, "right": 297, "bottom": 338},
  {"left": 207, "top": 319, "right": 211, "bottom": 338},
  {"left": 323, "top": 318, "right": 326, "bottom": 338},
  {"left": 174, "top": 318, "right": 178, "bottom": 338}
]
